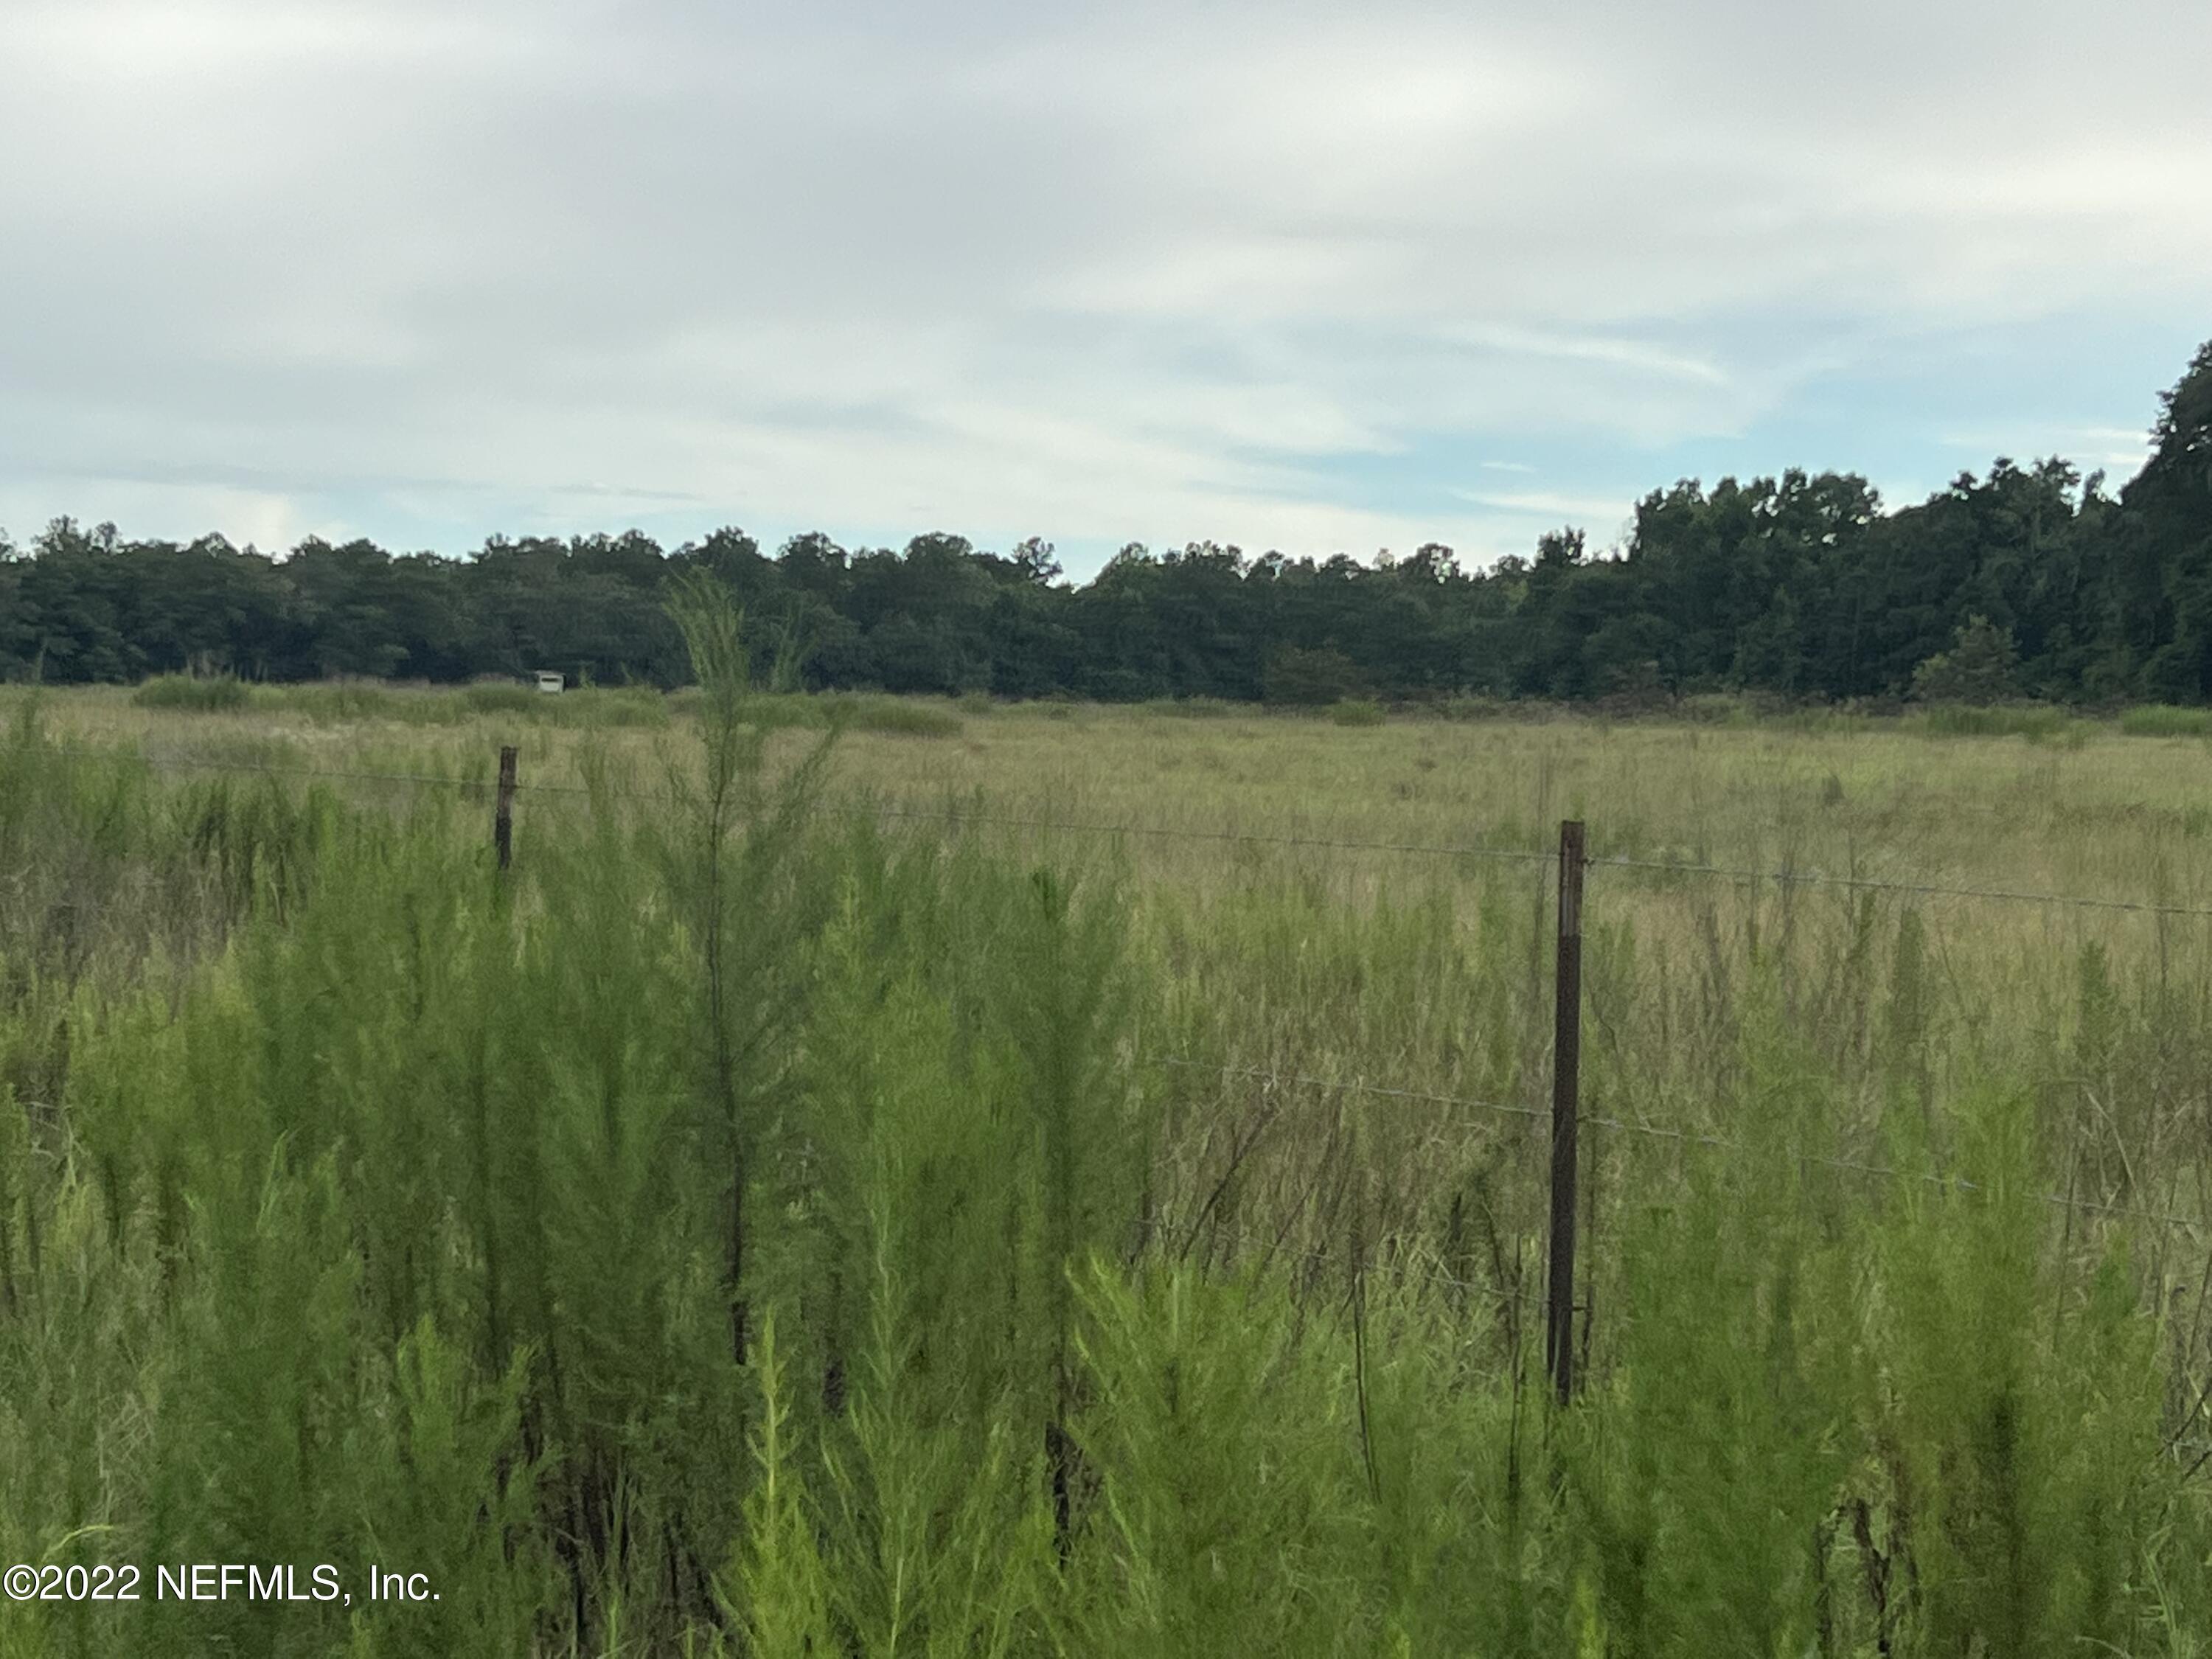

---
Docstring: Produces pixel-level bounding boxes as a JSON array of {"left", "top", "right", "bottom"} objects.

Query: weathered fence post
[
  {"left": 1546, "top": 818, "right": 1586, "bottom": 1405},
  {"left": 495, "top": 745, "right": 518, "bottom": 870}
]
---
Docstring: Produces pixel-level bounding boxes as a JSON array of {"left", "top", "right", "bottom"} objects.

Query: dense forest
[{"left": 5, "top": 341, "right": 2209, "bottom": 706}]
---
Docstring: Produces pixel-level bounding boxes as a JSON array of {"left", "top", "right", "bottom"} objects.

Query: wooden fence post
[
  {"left": 495, "top": 745, "right": 518, "bottom": 870},
  {"left": 1546, "top": 818, "right": 1586, "bottom": 1405}
]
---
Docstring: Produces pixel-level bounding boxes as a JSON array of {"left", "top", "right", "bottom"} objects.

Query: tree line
[{"left": 4, "top": 340, "right": 2208, "bottom": 706}]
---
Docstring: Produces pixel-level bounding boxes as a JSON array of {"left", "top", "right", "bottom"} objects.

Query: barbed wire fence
[
  {"left": 37, "top": 734, "right": 2212, "bottom": 1444},
  {"left": 74, "top": 740, "right": 2212, "bottom": 917}
]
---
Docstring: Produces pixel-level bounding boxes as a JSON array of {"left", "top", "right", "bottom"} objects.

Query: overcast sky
[{"left": 4, "top": 0, "right": 2208, "bottom": 578}]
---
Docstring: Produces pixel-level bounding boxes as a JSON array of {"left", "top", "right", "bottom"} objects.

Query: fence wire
[
  {"left": 1157, "top": 1057, "right": 2205, "bottom": 1235},
  {"left": 74, "top": 740, "right": 2212, "bottom": 920},
  {"left": 28, "top": 737, "right": 2212, "bottom": 1234},
  {"left": 1594, "top": 852, "right": 2212, "bottom": 921}
]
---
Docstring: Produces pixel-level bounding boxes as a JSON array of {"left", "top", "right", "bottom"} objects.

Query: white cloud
[
  {"left": 1439, "top": 325, "right": 1730, "bottom": 387},
  {"left": 0, "top": 0, "right": 2206, "bottom": 570},
  {"left": 1450, "top": 488, "right": 1638, "bottom": 525},
  {"left": 1937, "top": 424, "right": 2158, "bottom": 476}
]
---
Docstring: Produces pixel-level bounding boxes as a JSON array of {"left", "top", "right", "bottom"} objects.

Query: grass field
[{"left": 7, "top": 664, "right": 2212, "bottom": 1655}]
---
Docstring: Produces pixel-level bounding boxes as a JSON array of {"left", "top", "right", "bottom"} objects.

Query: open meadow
[{"left": 9, "top": 661, "right": 2212, "bottom": 1655}]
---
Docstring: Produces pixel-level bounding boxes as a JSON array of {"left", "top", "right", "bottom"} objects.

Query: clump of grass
[
  {"left": 1907, "top": 703, "right": 2076, "bottom": 740},
  {"left": 549, "top": 686, "right": 670, "bottom": 728},
  {"left": 1675, "top": 692, "right": 1758, "bottom": 725},
  {"left": 669, "top": 689, "right": 960, "bottom": 737},
  {"left": 240, "top": 678, "right": 674, "bottom": 731},
  {"left": 1433, "top": 692, "right": 1513, "bottom": 721},
  {"left": 1329, "top": 698, "right": 1386, "bottom": 727},
  {"left": 1141, "top": 697, "right": 1237, "bottom": 720},
  {"left": 737, "top": 692, "right": 832, "bottom": 731},
  {"left": 2119, "top": 704, "right": 2212, "bottom": 737},
  {"left": 461, "top": 682, "right": 540, "bottom": 717},
  {"left": 1770, "top": 703, "right": 1867, "bottom": 734},
  {"left": 257, "top": 681, "right": 471, "bottom": 725},
  {"left": 132, "top": 673, "right": 249, "bottom": 712},
  {"left": 823, "top": 694, "right": 963, "bottom": 737}
]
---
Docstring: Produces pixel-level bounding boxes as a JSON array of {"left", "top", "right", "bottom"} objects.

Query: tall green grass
[
  {"left": 1904, "top": 701, "right": 2084, "bottom": 741},
  {"left": 128, "top": 672, "right": 984, "bottom": 740},
  {"left": 7, "top": 650, "right": 2212, "bottom": 1652},
  {"left": 129, "top": 676, "right": 676, "bottom": 728},
  {"left": 131, "top": 673, "right": 248, "bottom": 712},
  {"left": 2120, "top": 703, "right": 2212, "bottom": 737}
]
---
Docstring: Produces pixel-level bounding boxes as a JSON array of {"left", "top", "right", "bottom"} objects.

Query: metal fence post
[
  {"left": 1546, "top": 818, "right": 1586, "bottom": 1405},
  {"left": 495, "top": 745, "right": 518, "bottom": 870}
]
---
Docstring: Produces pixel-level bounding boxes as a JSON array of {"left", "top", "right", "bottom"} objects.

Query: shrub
[{"left": 1910, "top": 615, "right": 2020, "bottom": 704}]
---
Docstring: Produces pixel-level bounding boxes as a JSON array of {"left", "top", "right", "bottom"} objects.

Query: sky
[{"left": 2, "top": 0, "right": 2208, "bottom": 581}]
